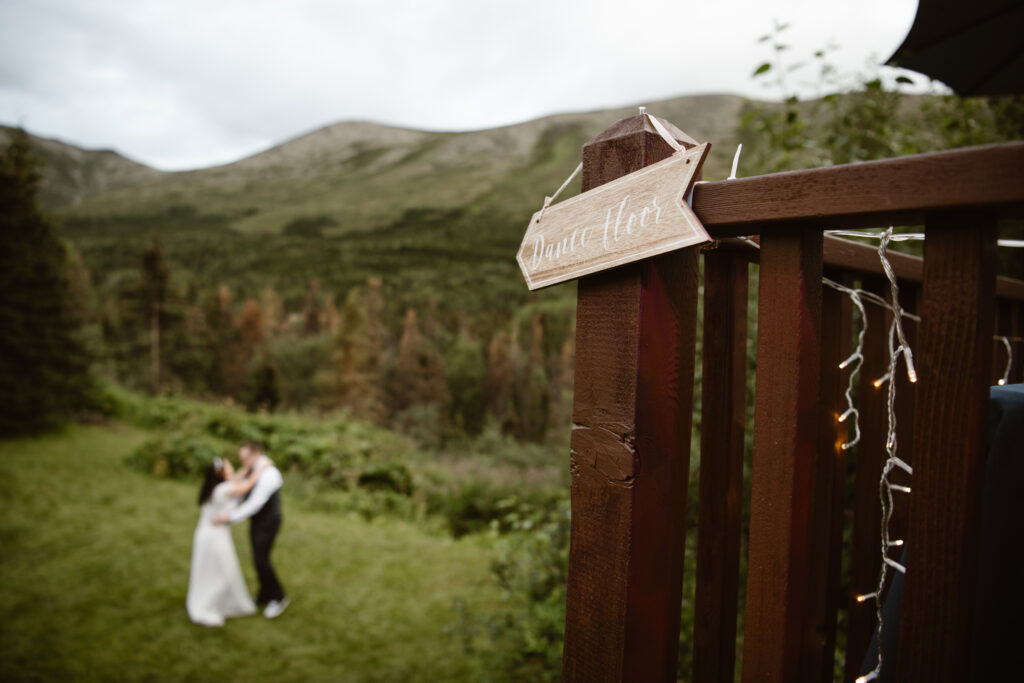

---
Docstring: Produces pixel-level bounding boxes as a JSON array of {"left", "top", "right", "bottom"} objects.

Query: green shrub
[
  {"left": 282, "top": 214, "right": 337, "bottom": 238},
  {"left": 390, "top": 402, "right": 446, "bottom": 449},
  {"left": 356, "top": 462, "right": 413, "bottom": 495},
  {"left": 451, "top": 497, "right": 570, "bottom": 681},
  {"left": 126, "top": 430, "right": 226, "bottom": 478},
  {"left": 119, "top": 390, "right": 570, "bottom": 547}
]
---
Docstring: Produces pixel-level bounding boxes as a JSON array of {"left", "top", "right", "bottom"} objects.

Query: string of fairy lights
[
  {"left": 735, "top": 225, "right": 1020, "bottom": 683},
  {"left": 708, "top": 142, "right": 1021, "bottom": 680},
  {"left": 708, "top": 138, "right": 1022, "bottom": 679},
  {"left": 823, "top": 227, "right": 1024, "bottom": 683}
]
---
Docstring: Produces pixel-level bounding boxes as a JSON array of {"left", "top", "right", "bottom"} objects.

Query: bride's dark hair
[{"left": 198, "top": 460, "right": 226, "bottom": 506}]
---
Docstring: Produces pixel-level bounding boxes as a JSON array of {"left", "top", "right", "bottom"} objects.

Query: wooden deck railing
[{"left": 561, "top": 114, "right": 1024, "bottom": 682}]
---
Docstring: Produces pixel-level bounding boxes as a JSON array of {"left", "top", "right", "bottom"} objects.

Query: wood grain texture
[
  {"left": 896, "top": 213, "right": 996, "bottom": 682},
  {"left": 843, "top": 276, "right": 889, "bottom": 683},
  {"left": 693, "top": 252, "right": 748, "bottom": 683},
  {"left": 741, "top": 227, "right": 823, "bottom": 683},
  {"left": 563, "top": 114, "right": 700, "bottom": 682},
  {"left": 800, "top": 271, "right": 852, "bottom": 683},
  {"left": 692, "top": 142, "right": 1024, "bottom": 235}
]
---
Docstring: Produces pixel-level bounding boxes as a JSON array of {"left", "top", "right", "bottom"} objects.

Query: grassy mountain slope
[
  {"left": 40, "top": 93, "right": 749, "bottom": 319},
  {"left": 0, "top": 125, "right": 165, "bottom": 209},
  {"left": 57, "top": 94, "right": 746, "bottom": 235}
]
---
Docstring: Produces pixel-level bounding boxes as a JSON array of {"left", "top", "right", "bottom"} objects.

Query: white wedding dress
[{"left": 186, "top": 481, "right": 257, "bottom": 626}]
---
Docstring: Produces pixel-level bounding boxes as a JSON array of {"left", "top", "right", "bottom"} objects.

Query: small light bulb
[
  {"left": 839, "top": 352, "right": 860, "bottom": 370},
  {"left": 998, "top": 378, "right": 1006, "bottom": 386}
]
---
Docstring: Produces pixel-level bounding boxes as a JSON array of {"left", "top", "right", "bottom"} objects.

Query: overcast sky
[{"left": 0, "top": 0, "right": 921, "bottom": 171}]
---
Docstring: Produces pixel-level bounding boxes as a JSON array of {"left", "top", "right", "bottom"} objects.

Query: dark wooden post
[
  {"left": 693, "top": 250, "right": 748, "bottom": 683},
  {"left": 897, "top": 213, "right": 996, "bottom": 682},
  {"left": 741, "top": 226, "right": 822, "bottom": 683},
  {"left": 562, "top": 115, "right": 701, "bottom": 682}
]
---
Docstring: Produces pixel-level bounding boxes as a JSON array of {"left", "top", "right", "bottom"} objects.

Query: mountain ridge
[{"left": 6, "top": 93, "right": 749, "bottom": 226}]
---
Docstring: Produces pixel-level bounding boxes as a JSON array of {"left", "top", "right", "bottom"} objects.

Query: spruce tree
[
  {"left": 0, "top": 130, "right": 94, "bottom": 434},
  {"left": 140, "top": 235, "right": 169, "bottom": 394}
]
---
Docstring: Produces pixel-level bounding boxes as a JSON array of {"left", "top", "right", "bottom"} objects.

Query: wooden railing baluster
[
  {"left": 896, "top": 212, "right": 997, "bottom": 682},
  {"left": 693, "top": 251, "right": 748, "bottom": 683},
  {"left": 741, "top": 227, "right": 823, "bottom": 683},
  {"left": 801, "top": 270, "right": 852, "bottom": 682}
]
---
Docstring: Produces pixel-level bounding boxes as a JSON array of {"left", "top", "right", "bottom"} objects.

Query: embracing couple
[{"left": 186, "top": 441, "right": 289, "bottom": 626}]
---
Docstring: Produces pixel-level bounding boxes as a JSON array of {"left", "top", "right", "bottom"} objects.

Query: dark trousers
[{"left": 250, "top": 514, "right": 285, "bottom": 604}]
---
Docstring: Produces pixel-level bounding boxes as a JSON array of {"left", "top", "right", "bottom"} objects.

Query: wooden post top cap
[{"left": 583, "top": 113, "right": 699, "bottom": 150}]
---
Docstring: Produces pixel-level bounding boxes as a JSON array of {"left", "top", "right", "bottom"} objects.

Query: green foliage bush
[
  {"left": 282, "top": 214, "right": 337, "bottom": 237},
  {"left": 356, "top": 462, "right": 414, "bottom": 494},
  {"left": 445, "top": 334, "right": 487, "bottom": 436},
  {"left": 389, "top": 402, "right": 447, "bottom": 449},
  {"left": 118, "top": 390, "right": 567, "bottom": 541},
  {"left": 740, "top": 23, "right": 1024, "bottom": 177},
  {"left": 118, "top": 389, "right": 404, "bottom": 483},
  {"left": 452, "top": 497, "right": 570, "bottom": 681},
  {"left": 126, "top": 429, "right": 225, "bottom": 478}
]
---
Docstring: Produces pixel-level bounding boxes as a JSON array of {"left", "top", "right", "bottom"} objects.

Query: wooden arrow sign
[{"left": 517, "top": 142, "right": 711, "bottom": 290}]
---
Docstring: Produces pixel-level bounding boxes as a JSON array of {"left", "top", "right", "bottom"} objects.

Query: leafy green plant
[
  {"left": 451, "top": 497, "right": 570, "bottom": 681},
  {"left": 126, "top": 429, "right": 226, "bottom": 478},
  {"left": 740, "top": 23, "right": 1021, "bottom": 178}
]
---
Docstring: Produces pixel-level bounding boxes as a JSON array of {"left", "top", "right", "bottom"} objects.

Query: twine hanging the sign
[
  {"left": 535, "top": 162, "right": 582, "bottom": 224},
  {"left": 645, "top": 112, "right": 686, "bottom": 153},
  {"left": 535, "top": 109, "right": 690, "bottom": 225}
]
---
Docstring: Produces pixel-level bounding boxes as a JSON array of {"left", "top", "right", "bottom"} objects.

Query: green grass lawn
[{"left": 0, "top": 424, "right": 502, "bottom": 681}]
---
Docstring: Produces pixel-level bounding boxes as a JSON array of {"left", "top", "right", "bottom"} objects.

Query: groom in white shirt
[{"left": 214, "top": 442, "right": 289, "bottom": 618}]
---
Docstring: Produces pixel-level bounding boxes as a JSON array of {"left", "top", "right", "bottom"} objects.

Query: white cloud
[{"left": 0, "top": 0, "right": 918, "bottom": 170}]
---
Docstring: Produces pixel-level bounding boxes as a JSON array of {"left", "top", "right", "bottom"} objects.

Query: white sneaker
[{"left": 263, "top": 597, "right": 290, "bottom": 619}]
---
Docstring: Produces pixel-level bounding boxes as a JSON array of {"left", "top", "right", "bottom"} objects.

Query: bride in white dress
[{"left": 186, "top": 456, "right": 268, "bottom": 626}]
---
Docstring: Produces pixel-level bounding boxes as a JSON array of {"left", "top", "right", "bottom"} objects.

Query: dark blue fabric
[
  {"left": 970, "top": 383, "right": 1024, "bottom": 681},
  {"left": 860, "top": 383, "right": 1024, "bottom": 681}
]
